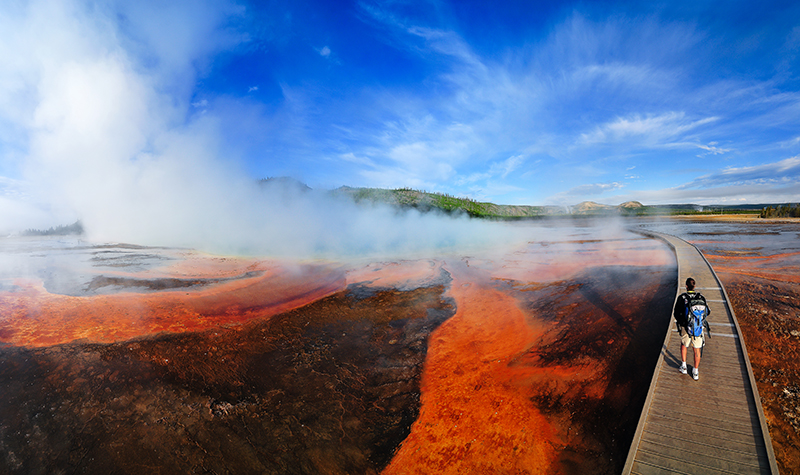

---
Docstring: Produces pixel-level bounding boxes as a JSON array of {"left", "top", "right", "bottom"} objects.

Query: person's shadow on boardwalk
[{"left": 663, "top": 345, "right": 683, "bottom": 369}]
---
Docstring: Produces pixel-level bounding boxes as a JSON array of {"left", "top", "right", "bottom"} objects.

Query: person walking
[{"left": 673, "top": 277, "right": 710, "bottom": 380}]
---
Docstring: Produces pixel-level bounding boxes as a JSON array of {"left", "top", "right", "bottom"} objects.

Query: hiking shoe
[
  {"left": 692, "top": 368, "right": 699, "bottom": 381},
  {"left": 679, "top": 363, "right": 687, "bottom": 374}
]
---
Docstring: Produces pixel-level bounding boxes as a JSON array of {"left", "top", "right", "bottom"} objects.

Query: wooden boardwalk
[{"left": 623, "top": 231, "right": 778, "bottom": 474}]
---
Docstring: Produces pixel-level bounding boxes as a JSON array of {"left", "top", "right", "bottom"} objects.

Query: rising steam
[{"left": 0, "top": 1, "right": 542, "bottom": 259}]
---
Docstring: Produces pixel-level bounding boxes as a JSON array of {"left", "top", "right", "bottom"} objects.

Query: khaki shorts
[{"left": 679, "top": 326, "right": 704, "bottom": 349}]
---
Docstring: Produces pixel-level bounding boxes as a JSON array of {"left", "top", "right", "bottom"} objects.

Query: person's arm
[{"left": 673, "top": 294, "right": 687, "bottom": 326}]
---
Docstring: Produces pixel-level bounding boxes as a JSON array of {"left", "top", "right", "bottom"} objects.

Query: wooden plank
[
  {"left": 634, "top": 448, "right": 771, "bottom": 475},
  {"left": 650, "top": 397, "right": 760, "bottom": 425},
  {"left": 631, "top": 460, "right": 693, "bottom": 475},
  {"left": 640, "top": 425, "right": 765, "bottom": 454},
  {"left": 641, "top": 426, "right": 762, "bottom": 454},
  {"left": 658, "top": 376, "right": 752, "bottom": 394},
  {"left": 638, "top": 439, "right": 766, "bottom": 470},
  {"left": 653, "top": 392, "right": 753, "bottom": 413},
  {"left": 641, "top": 434, "right": 770, "bottom": 465},
  {"left": 651, "top": 393, "right": 755, "bottom": 420},
  {"left": 655, "top": 376, "right": 752, "bottom": 396},
  {"left": 644, "top": 417, "right": 762, "bottom": 443},
  {"left": 659, "top": 364, "right": 749, "bottom": 380},
  {"left": 647, "top": 407, "right": 761, "bottom": 434}
]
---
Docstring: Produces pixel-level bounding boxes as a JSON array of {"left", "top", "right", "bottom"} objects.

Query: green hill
[{"left": 332, "top": 187, "right": 563, "bottom": 218}]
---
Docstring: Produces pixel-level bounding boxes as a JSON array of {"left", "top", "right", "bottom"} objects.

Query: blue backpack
[{"left": 686, "top": 293, "right": 710, "bottom": 338}]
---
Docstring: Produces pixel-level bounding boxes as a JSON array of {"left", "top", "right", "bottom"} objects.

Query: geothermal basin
[{"left": 0, "top": 220, "right": 678, "bottom": 474}]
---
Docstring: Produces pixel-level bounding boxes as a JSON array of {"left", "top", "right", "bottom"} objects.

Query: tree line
[{"left": 760, "top": 204, "right": 800, "bottom": 218}]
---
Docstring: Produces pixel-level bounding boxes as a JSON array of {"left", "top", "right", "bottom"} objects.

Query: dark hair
[{"left": 686, "top": 277, "right": 696, "bottom": 291}]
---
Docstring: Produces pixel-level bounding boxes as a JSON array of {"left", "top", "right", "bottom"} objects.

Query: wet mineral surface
[{"left": 0, "top": 224, "right": 677, "bottom": 474}]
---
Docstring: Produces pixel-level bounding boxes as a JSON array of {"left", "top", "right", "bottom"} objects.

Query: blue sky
[
  {"left": 198, "top": 0, "right": 800, "bottom": 206},
  {"left": 1, "top": 0, "right": 800, "bottom": 235}
]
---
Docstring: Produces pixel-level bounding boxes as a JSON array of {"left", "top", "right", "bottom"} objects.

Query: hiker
[{"left": 673, "top": 277, "right": 710, "bottom": 380}]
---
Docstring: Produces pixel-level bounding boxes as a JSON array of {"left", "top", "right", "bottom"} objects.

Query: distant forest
[
  {"left": 760, "top": 204, "right": 800, "bottom": 218},
  {"left": 23, "top": 221, "right": 84, "bottom": 236}
]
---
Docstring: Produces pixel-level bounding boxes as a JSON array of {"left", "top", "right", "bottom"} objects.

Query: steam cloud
[{"left": 0, "top": 0, "right": 534, "bottom": 259}]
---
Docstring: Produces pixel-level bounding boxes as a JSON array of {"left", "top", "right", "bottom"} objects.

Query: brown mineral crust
[
  {"left": 713, "top": 272, "right": 800, "bottom": 474},
  {"left": 0, "top": 260, "right": 346, "bottom": 347},
  {"left": 0, "top": 281, "right": 456, "bottom": 475}
]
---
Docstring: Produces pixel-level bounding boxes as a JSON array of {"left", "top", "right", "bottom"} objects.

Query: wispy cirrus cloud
[
  {"left": 579, "top": 112, "right": 719, "bottom": 146},
  {"left": 547, "top": 182, "right": 625, "bottom": 205},
  {"left": 598, "top": 156, "right": 800, "bottom": 205},
  {"left": 680, "top": 156, "right": 800, "bottom": 189},
  {"left": 694, "top": 142, "right": 731, "bottom": 157}
]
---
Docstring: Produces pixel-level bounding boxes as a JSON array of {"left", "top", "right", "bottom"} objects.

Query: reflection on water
[
  {"left": 0, "top": 221, "right": 677, "bottom": 474},
  {"left": 0, "top": 238, "right": 176, "bottom": 295}
]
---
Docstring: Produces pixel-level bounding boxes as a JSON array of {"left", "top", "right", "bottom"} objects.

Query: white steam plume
[{"left": 0, "top": 0, "right": 530, "bottom": 259}]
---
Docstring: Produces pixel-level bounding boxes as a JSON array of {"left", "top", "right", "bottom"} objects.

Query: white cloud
[
  {"left": 778, "top": 136, "right": 800, "bottom": 148},
  {"left": 567, "top": 182, "right": 624, "bottom": 196},
  {"left": 492, "top": 154, "right": 525, "bottom": 179},
  {"left": 339, "top": 152, "right": 376, "bottom": 167},
  {"left": 543, "top": 181, "right": 625, "bottom": 206},
  {"left": 694, "top": 142, "right": 731, "bottom": 157},
  {"left": 598, "top": 156, "right": 800, "bottom": 205},
  {"left": 681, "top": 156, "right": 800, "bottom": 189},
  {"left": 580, "top": 112, "right": 719, "bottom": 146},
  {"left": 608, "top": 181, "right": 800, "bottom": 206},
  {"left": 318, "top": 45, "right": 331, "bottom": 57}
]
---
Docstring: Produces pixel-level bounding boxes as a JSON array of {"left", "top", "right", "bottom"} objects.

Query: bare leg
[
  {"left": 693, "top": 346, "right": 701, "bottom": 369},
  {"left": 681, "top": 344, "right": 687, "bottom": 364}
]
